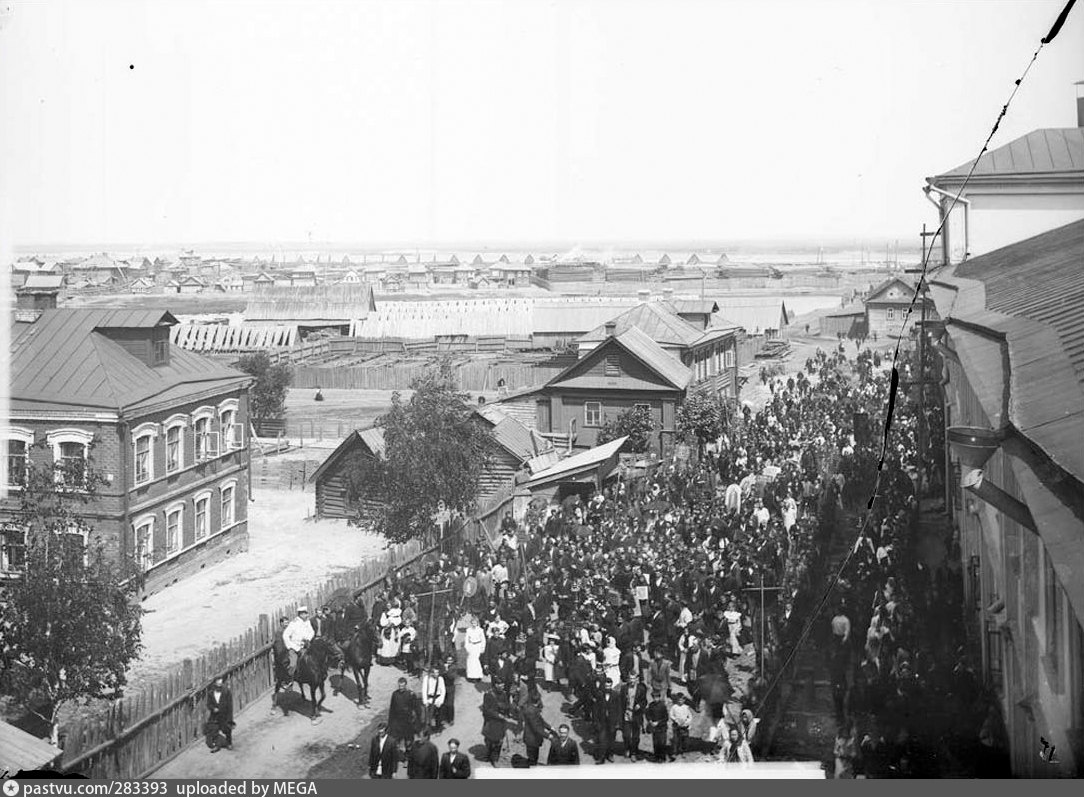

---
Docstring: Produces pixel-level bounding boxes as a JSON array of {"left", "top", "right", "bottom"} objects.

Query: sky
[{"left": 0, "top": 0, "right": 1081, "bottom": 250}]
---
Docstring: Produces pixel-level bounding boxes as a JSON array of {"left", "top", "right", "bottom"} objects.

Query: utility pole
[
  {"left": 743, "top": 577, "right": 783, "bottom": 677},
  {"left": 907, "top": 224, "right": 939, "bottom": 509}
]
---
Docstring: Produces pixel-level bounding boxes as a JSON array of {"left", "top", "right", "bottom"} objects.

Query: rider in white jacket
[{"left": 283, "top": 607, "right": 315, "bottom": 676}]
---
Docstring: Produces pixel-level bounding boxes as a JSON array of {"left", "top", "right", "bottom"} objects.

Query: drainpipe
[{"left": 924, "top": 184, "right": 971, "bottom": 264}]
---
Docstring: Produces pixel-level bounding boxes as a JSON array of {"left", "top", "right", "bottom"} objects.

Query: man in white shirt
[
  {"left": 420, "top": 666, "right": 447, "bottom": 731},
  {"left": 283, "top": 607, "right": 315, "bottom": 678},
  {"left": 753, "top": 500, "right": 770, "bottom": 529}
]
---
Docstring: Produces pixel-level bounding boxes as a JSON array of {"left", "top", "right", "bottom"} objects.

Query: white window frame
[
  {"left": 1, "top": 427, "right": 34, "bottom": 491},
  {"left": 886, "top": 307, "right": 895, "bottom": 322},
  {"left": 724, "top": 348, "right": 735, "bottom": 369},
  {"left": 634, "top": 403, "right": 651, "bottom": 415},
  {"left": 132, "top": 422, "right": 158, "bottom": 486},
  {"left": 218, "top": 399, "right": 241, "bottom": 450},
  {"left": 220, "top": 479, "right": 237, "bottom": 528},
  {"left": 584, "top": 401, "right": 602, "bottom": 427},
  {"left": 164, "top": 414, "right": 187, "bottom": 473},
  {"left": 165, "top": 501, "right": 184, "bottom": 557},
  {"left": 46, "top": 429, "right": 94, "bottom": 486},
  {"left": 192, "top": 406, "right": 215, "bottom": 461},
  {"left": 133, "top": 513, "right": 155, "bottom": 571},
  {"left": 194, "top": 490, "right": 212, "bottom": 540},
  {"left": 1, "top": 524, "right": 27, "bottom": 573}
]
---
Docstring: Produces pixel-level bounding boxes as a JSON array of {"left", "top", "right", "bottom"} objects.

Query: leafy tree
[
  {"left": 0, "top": 445, "right": 144, "bottom": 745},
  {"left": 676, "top": 393, "right": 727, "bottom": 452},
  {"left": 236, "top": 351, "right": 292, "bottom": 433},
  {"left": 344, "top": 360, "right": 496, "bottom": 542},
  {"left": 597, "top": 405, "right": 655, "bottom": 453}
]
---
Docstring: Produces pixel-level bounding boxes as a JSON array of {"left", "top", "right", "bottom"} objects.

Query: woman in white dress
[
  {"left": 541, "top": 635, "right": 558, "bottom": 686},
  {"left": 464, "top": 617, "right": 486, "bottom": 682},
  {"left": 602, "top": 636, "right": 621, "bottom": 687},
  {"left": 723, "top": 599, "right": 744, "bottom": 656}
]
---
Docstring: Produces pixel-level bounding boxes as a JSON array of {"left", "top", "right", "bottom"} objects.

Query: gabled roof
[
  {"left": 549, "top": 326, "right": 692, "bottom": 391},
  {"left": 658, "top": 254, "right": 671, "bottom": 266},
  {"left": 474, "top": 404, "right": 542, "bottom": 462},
  {"left": 10, "top": 310, "right": 248, "bottom": 414},
  {"left": 578, "top": 302, "right": 702, "bottom": 348},
  {"left": 865, "top": 277, "right": 916, "bottom": 305},
  {"left": 310, "top": 426, "right": 386, "bottom": 484},
  {"left": 929, "top": 128, "right": 1084, "bottom": 185},
  {"left": 472, "top": 254, "right": 486, "bottom": 265}
]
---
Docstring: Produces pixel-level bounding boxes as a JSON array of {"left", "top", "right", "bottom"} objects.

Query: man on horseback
[{"left": 284, "top": 606, "right": 316, "bottom": 679}]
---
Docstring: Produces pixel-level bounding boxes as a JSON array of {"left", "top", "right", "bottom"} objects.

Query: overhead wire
[{"left": 754, "top": 0, "right": 1078, "bottom": 709}]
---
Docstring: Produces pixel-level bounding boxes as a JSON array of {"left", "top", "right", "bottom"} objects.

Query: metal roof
[
  {"left": 10, "top": 309, "right": 248, "bottom": 413},
  {"left": 578, "top": 302, "right": 702, "bottom": 347},
  {"left": 955, "top": 219, "right": 1084, "bottom": 387},
  {"left": 20, "top": 274, "right": 64, "bottom": 290},
  {"left": 0, "top": 721, "right": 63, "bottom": 772},
  {"left": 475, "top": 405, "right": 538, "bottom": 462},
  {"left": 931, "top": 128, "right": 1084, "bottom": 182},
  {"left": 552, "top": 326, "right": 691, "bottom": 391},
  {"left": 865, "top": 277, "right": 917, "bottom": 305},
  {"left": 527, "top": 436, "right": 628, "bottom": 483},
  {"left": 932, "top": 219, "right": 1084, "bottom": 486}
]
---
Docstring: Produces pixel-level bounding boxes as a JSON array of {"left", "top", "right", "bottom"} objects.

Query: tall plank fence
[
  {"left": 289, "top": 360, "right": 564, "bottom": 392},
  {"left": 58, "top": 539, "right": 431, "bottom": 779}
]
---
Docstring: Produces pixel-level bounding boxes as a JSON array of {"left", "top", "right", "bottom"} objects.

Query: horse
[
  {"left": 273, "top": 637, "right": 340, "bottom": 719},
  {"left": 336, "top": 619, "right": 378, "bottom": 705}
]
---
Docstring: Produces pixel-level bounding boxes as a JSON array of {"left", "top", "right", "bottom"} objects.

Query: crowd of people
[
  {"left": 243, "top": 340, "right": 993, "bottom": 777},
  {"left": 346, "top": 342, "right": 913, "bottom": 776}
]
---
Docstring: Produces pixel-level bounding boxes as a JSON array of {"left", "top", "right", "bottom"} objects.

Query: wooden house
[{"left": 863, "top": 277, "right": 917, "bottom": 339}]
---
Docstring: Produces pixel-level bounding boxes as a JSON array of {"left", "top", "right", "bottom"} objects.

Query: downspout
[
  {"left": 117, "top": 414, "right": 132, "bottom": 582},
  {"left": 924, "top": 183, "right": 971, "bottom": 264}
]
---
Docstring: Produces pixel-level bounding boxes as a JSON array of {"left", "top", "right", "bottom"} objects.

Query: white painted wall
[{"left": 941, "top": 190, "right": 1084, "bottom": 263}]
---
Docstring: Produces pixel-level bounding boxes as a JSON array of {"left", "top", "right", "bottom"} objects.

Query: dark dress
[{"left": 388, "top": 688, "right": 419, "bottom": 740}]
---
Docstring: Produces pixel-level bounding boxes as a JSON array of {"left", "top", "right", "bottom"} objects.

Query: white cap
[{"left": 298, "top": 606, "right": 309, "bottom": 614}]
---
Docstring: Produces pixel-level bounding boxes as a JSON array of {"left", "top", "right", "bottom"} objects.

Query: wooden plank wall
[
  {"left": 289, "top": 360, "right": 563, "bottom": 392},
  {"left": 58, "top": 538, "right": 432, "bottom": 779}
]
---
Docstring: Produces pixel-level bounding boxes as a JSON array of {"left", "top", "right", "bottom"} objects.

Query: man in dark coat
[
  {"left": 546, "top": 723, "right": 581, "bottom": 765},
  {"left": 370, "top": 591, "right": 388, "bottom": 627},
  {"left": 440, "top": 655, "right": 457, "bottom": 727},
  {"left": 592, "top": 678, "right": 623, "bottom": 764},
  {"left": 438, "top": 738, "right": 471, "bottom": 779},
  {"left": 369, "top": 722, "right": 398, "bottom": 779},
  {"left": 620, "top": 642, "right": 646, "bottom": 682},
  {"left": 205, "top": 676, "right": 234, "bottom": 751},
  {"left": 407, "top": 729, "right": 440, "bottom": 779},
  {"left": 388, "top": 677, "right": 420, "bottom": 755},
  {"left": 620, "top": 672, "right": 648, "bottom": 761},
  {"left": 645, "top": 689, "right": 672, "bottom": 763},
  {"left": 519, "top": 694, "right": 554, "bottom": 766},
  {"left": 481, "top": 683, "right": 513, "bottom": 766}
]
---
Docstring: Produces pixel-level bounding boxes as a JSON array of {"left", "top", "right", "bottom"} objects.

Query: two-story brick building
[{"left": 2, "top": 306, "right": 253, "bottom": 596}]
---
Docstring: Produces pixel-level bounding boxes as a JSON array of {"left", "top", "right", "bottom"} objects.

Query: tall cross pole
[
  {"left": 743, "top": 576, "right": 783, "bottom": 676},
  {"left": 415, "top": 586, "right": 454, "bottom": 668}
]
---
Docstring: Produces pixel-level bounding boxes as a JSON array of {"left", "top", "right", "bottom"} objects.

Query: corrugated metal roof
[
  {"left": 1, "top": 720, "right": 63, "bottom": 772},
  {"left": 245, "top": 284, "right": 375, "bottom": 322},
  {"left": 933, "top": 128, "right": 1084, "bottom": 180},
  {"left": 578, "top": 302, "right": 702, "bottom": 347},
  {"left": 956, "top": 219, "right": 1084, "bottom": 386},
  {"left": 10, "top": 310, "right": 247, "bottom": 412}
]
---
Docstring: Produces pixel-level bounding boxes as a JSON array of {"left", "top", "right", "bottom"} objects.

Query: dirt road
[{"left": 155, "top": 622, "right": 757, "bottom": 779}]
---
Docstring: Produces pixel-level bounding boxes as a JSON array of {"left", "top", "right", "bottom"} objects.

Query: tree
[
  {"left": 676, "top": 393, "right": 727, "bottom": 453},
  {"left": 0, "top": 445, "right": 144, "bottom": 745},
  {"left": 596, "top": 405, "right": 655, "bottom": 453},
  {"left": 236, "top": 352, "right": 292, "bottom": 434},
  {"left": 344, "top": 360, "right": 496, "bottom": 543}
]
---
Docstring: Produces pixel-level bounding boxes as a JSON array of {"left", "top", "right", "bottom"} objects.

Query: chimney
[
  {"left": 637, "top": 288, "right": 651, "bottom": 304},
  {"left": 604, "top": 321, "right": 617, "bottom": 337},
  {"left": 15, "top": 286, "right": 59, "bottom": 311},
  {"left": 1077, "top": 80, "right": 1084, "bottom": 128}
]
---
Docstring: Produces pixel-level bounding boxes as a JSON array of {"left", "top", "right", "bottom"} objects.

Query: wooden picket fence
[{"left": 58, "top": 539, "right": 431, "bottom": 779}]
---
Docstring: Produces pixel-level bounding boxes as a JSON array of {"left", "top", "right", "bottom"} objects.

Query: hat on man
[{"left": 298, "top": 606, "right": 309, "bottom": 614}]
